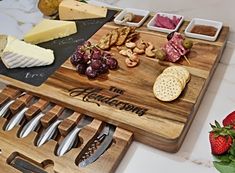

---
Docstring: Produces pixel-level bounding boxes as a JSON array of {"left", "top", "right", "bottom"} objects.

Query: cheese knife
[
  {"left": 19, "top": 103, "right": 55, "bottom": 138},
  {"left": 4, "top": 97, "right": 39, "bottom": 131},
  {"left": 36, "top": 108, "right": 74, "bottom": 147},
  {"left": 56, "top": 115, "right": 93, "bottom": 156},
  {"left": 0, "top": 92, "right": 26, "bottom": 118},
  {"left": 79, "top": 124, "right": 115, "bottom": 167}
]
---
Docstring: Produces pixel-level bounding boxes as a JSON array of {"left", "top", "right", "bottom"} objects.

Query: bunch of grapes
[{"left": 70, "top": 41, "right": 118, "bottom": 79}]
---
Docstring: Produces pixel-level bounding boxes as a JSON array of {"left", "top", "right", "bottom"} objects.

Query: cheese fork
[
  {"left": 36, "top": 108, "right": 74, "bottom": 147},
  {"left": 19, "top": 103, "right": 55, "bottom": 138}
]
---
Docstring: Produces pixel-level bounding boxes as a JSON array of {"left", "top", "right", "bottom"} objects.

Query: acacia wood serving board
[{"left": 0, "top": 18, "right": 229, "bottom": 152}]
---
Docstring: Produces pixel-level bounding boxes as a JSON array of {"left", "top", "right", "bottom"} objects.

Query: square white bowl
[
  {"left": 184, "top": 18, "right": 223, "bottom": 41},
  {"left": 114, "top": 8, "right": 150, "bottom": 27},
  {"left": 147, "top": 12, "right": 184, "bottom": 33}
]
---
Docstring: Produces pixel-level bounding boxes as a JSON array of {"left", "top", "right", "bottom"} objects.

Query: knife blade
[
  {"left": 10, "top": 157, "right": 47, "bottom": 173},
  {"left": 79, "top": 124, "right": 115, "bottom": 167},
  {"left": 36, "top": 108, "right": 74, "bottom": 147},
  {"left": 4, "top": 96, "right": 39, "bottom": 131},
  {"left": 0, "top": 92, "right": 26, "bottom": 118},
  {"left": 19, "top": 103, "right": 55, "bottom": 138},
  {"left": 56, "top": 115, "right": 93, "bottom": 156}
]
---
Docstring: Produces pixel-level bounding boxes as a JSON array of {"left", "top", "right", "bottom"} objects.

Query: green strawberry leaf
[
  {"left": 229, "top": 143, "right": 235, "bottom": 156},
  {"left": 213, "top": 161, "right": 235, "bottom": 173},
  {"left": 215, "top": 121, "right": 222, "bottom": 128},
  {"left": 214, "top": 154, "right": 231, "bottom": 163},
  {"left": 229, "top": 155, "right": 235, "bottom": 161}
]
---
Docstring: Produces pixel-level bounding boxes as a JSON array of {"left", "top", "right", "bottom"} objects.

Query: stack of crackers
[
  {"left": 98, "top": 26, "right": 139, "bottom": 50},
  {"left": 153, "top": 66, "right": 190, "bottom": 102}
]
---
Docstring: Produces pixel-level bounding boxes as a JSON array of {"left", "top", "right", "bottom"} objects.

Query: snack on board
[
  {"left": 157, "top": 32, "right": 193, "bottom": 63},
  {"left": 70, "top": 41, "right": 118, "bottom": 79},
  {"left": 24, "top": 19, "right": 77, "bottom": 44},
  {"left": 98, "top": 26, "right": 138, "bottom": 50},
  {"left": 153, "top": 66, "right": 190, "bottom": 102},
  {"left": 154, "top": 14, "right": 182, "bottom": 29},
  {"left": 0, "top": 35, "right": 54, "bottom": 69}
]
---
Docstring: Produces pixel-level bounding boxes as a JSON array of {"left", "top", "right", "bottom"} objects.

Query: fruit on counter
[
  {"left": 38, "top": 0, "right": 63, "bottom": 16},
  {"left": 223, "top": 111, "right": 235, "bottom": 129},
  {"left": 0, "top": 35, "right": 54, "bottom": 69},
  {"left": 59, "top": 0, "right": 107, "bottom": 20},
  {"left": 24, "top": 19, "right": 77, "bottom": 44},
  {"left": 162, "top": 32, "right": 193, "bottom": 63},
  {"left": 209, "top": 121, "right": 234, "bottom": 155},
  {"left": 70, "top": 41, "right": 118, "bottom": 79},
  {"left": 154, "top": 14, "right": 182, "bottom": 29},
  {"left": 153, "top": 66, "right": 190, "bottom": 102}
]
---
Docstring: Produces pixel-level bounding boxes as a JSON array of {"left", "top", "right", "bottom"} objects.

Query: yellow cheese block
[
  {"left": 59, "top": 0, "right": 107, "bottom": 20},
  {"left": 24, "top": 19, "right": 77, "bottom": 44}
]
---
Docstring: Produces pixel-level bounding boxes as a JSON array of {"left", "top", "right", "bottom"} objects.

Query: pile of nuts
[{"left": 118, "top": 40, "right": 156, "bottom": 67}]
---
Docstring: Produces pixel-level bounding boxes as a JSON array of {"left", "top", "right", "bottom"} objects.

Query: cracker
[
  {"left": 110, "top": 29, "right": 119, "bottom": 46},
  {"left": 163, "top": 66, "right": 190, "bottom": 84},
  {"left": 116, "top": 27, "right": 131, "bottom": 46},
  {"left": 153, "top": 75, "right": 182, "bottom": 102},
  {"left": 162, "top": 70, "right": 186, "bottom": 88},
  {"left": 98, "top": 32, "right": 112, "bottom": 50}
]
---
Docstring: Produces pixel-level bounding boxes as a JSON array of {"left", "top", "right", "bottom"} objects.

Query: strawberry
[
  {"left": 209, "top": 121, "right": 234, "bottom": 155},
  {"left": 209, "top": 132, "right": 232, "bottom": 155},
  {"left": 223, "top": 111, "right": 235, "bottom": 129}
]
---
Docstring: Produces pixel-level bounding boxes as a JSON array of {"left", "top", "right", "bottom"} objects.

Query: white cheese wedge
[
  {"left": 59, "top": 0, "right": 107, "bottom": 20},
  {"left": 24, "top": 19, "right": 77, "bottom": 44},
  {"left": 0, "top": 35, "right": 54, "bottom": 69}
]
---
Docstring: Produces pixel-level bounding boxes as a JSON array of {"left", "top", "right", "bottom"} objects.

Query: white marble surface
[{"left": 1, "top": 0, "right": 235, "bottom": 173}]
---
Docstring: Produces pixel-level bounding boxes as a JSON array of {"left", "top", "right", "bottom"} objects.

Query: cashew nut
[
  {"left": 119, "top": 49, "right": 128, "bottom": 56},
  {"left": 129, "top": 53, "right": 139, "bottom": 62},
  {"left": 126, "top": 49, "right": 133, "bottom": 57},
  {"left": 125, "top": 58, "right": 139, "bottom": 67},
  {"left": 137, "top": 40, "right": 147, "bottom": 50},
  {"left": 133, "top": 47, "right": 145, "bottom": 54},
  {"left": 125, "top": 42, "right": 136, "bottom": 49},
  {"left": 145, "top": 42, "right": 156, "bottom": 57}
]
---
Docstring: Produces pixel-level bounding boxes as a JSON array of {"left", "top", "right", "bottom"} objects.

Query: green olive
[
  {"left": 156, "top": 49, "right": 166, "bottom": 61},
  {"left": 182, "top": 39, "right": 193, "bottom": 49}
]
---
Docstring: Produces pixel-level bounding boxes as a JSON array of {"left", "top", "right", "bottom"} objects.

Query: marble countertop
[{"left": 1, "top": 0, "right": 235, "bottom": 173}]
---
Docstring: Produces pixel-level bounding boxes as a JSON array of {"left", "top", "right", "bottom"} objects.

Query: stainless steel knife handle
[
  {"left": 19, "top": 112, "right": 45, "bottom": 138},
  {"left": 56, "top": 127, "right": 81, "bottom": 156},
  {"left": 37, "top": 120, "right": 62, "bottom": 147},
  {"left": 5, "top": 107, "right": 29, "bottom": 131},
  {"left": 0, "top": 100, "right": 15, "bottom": 117}
]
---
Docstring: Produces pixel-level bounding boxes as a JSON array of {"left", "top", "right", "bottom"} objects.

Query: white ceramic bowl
[
  {"left": 114, "top": 8, "right": 150, "bottom": 27},
  {"left": 184, "top": 18, "right": 223, "bottom": 41},
  {"left": 147, "top": 12, "right": 184, "bottom": 33}
]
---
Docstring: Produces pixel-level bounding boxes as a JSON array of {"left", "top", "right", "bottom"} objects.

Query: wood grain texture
[
  {"left": 0, "top": 19, "right": 229, "bottom": 152},
  {"left": 0, "top": 88, "right": 133, "bottom": 173}
]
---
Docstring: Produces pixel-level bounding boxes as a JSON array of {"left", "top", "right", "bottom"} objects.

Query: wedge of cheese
[
  {"left": 59, "top": 0, "right": 107, "bottom": 20},
  {"left": 0, "top": 35, "right": 54, "bottom": 69},
  {"left": 24, "top": 19, "right": 77, "bottom": 44}
]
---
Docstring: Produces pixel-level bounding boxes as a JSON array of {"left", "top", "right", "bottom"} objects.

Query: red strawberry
[
  {"left": 223, "top": 111, "right": 235, "bottom": 129},
  {"left": 209, "top": 132, "right": 232, "bottom": 155}
]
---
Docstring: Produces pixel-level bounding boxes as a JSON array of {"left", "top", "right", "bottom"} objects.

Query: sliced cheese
[
  {"left": 0, "top": 35, "right": 54, "bottom": 69},
  {"left": 24, "top": 19, "right": 77, "bottom": 44},
  {"left": 59, "top": 0, "right": 107, "bottom": 20}
]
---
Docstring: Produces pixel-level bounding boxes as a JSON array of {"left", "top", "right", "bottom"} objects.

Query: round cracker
[
  {"left": 153, "top": 75, "right": 182, "bottom": 102},
  {"left": 162, "top": 70, "right": 186, "bottom": 88},
  {"left": 156, "top": 74, "right": 184, "bottom": 90},
  {"left": 163, "top": 66, "right": 190, "bottom": 84}
]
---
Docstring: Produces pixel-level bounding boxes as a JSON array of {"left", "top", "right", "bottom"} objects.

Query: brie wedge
[
  {"left": 0, "top": 35, "right": 54, "bottom": 69},
  {"left": 24, "top": 19, "right": 77, "bottom": 44}
]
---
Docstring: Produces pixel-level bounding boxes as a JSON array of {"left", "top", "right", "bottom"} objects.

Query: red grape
[
  {"left": 85, "top": 66, "right": 97, "bottom": 79},
  {"left": 106, "top": 57, "right": 118, "bottom": 70}
]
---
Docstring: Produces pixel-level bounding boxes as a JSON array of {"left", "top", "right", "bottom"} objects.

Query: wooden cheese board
[
  {"left": 0, "top": 15, "right": 229, "bottom": 156},
  {"left": 0, "top": 86, "right": 132, "bottom": 173}
]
